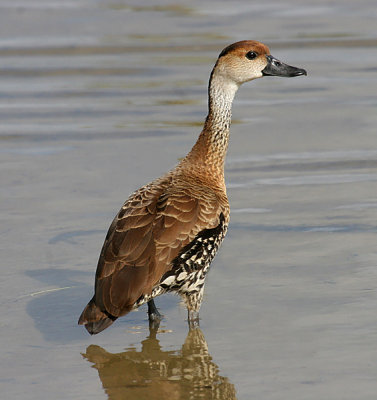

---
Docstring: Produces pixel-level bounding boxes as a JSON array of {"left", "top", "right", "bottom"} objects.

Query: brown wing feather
[{"left": 87, "top": 175, "right": 227, "bottom": 320}]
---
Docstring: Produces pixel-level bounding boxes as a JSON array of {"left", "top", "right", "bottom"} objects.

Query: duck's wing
[{"left": 81, "top": 178, "right": 225, "bottom": 323}]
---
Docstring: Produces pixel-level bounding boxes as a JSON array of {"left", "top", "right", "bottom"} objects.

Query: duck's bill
[{"left": 262, "top": 55, "right": 307, "bottom": 77}]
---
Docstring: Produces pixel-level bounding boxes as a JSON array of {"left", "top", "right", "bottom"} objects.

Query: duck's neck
[{"left": 180, "top": 69, "right": 239, "bottom": 187}]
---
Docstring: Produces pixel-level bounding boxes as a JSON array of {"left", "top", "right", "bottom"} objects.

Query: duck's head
[{"left": 215, "top": 40, "right": 307, "bottom": 85}]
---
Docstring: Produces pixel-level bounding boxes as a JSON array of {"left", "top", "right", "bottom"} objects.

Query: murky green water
[{"left": 1, "top": 1, "right": 377, "bottom": 399}]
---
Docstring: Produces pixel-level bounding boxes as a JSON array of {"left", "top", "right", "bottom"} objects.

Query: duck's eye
[{"left": 246, "top": 51, "right": 257, "bottom": 60}]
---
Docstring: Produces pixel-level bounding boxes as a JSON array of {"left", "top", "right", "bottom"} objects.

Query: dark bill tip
[
  {"left": 262, "top": 55, "right": 307, "bottom": 78},
  {"left": 293, "top": 68, "right": 307, "bottom": 77}
]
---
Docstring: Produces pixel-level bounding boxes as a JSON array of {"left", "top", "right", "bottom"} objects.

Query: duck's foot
[
  {"left": 147, "top": 299, "right": 162, "bottom": 329},
  {"left": 187, "top": 310, "right": 200, "bottom": 330}
]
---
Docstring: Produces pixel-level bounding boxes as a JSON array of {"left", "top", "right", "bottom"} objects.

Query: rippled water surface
[{"left": 2, "top": 1, "right": 377, "bottom": 399}]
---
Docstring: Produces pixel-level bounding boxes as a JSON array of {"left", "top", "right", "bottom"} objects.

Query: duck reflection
[{"left": 82, "top": 325, "right": 236, "bottom": 400}]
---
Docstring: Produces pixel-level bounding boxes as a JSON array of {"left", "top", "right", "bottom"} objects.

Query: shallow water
[{"left": 1, "top": 1, "right": 377, "bottom": 399}]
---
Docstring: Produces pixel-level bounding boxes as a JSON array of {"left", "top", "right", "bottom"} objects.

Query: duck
[{"left": 78, "top": 40, "right": 306, "bottom": 335}]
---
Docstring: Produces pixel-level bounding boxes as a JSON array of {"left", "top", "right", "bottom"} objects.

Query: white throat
[{"left": 208, "top": 72, "right": 239, "bottom": 124}]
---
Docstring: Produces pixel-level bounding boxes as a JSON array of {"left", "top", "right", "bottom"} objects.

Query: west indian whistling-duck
[{"left": 78, "top": 40, "right": 306, "bottom": 334}]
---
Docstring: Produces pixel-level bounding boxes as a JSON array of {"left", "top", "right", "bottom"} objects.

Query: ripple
[
  {"left": 232, "top": 223, "right": 377, "bottom": 233},
  {"left": 0, "top": 146, "right": 73, "bottom": 155},
  {"left": 335, "top": 202, "right": 377, "bottom": 211},
  {"left": 232, "top": 207, "right": 271, "bottom": 214},
  {"left": 227, "top": 149, "right": 377, "bottom": 165},
  {"left": 228, "top": 173, "right": 377, "bottom": 188}
]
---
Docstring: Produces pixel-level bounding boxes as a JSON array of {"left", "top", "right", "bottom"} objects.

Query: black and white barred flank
[{"left": 136, "top": 213, "right": 227, "bottom": 307}]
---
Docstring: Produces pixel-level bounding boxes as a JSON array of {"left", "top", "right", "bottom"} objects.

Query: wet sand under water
[{"left": 1, "top": 1, "right": 377, "bottom": 399}]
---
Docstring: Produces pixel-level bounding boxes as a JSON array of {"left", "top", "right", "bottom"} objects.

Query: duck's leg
[
  {"left": 185, "top": 289, "right": 204, "bottom": 330},
  {"left": 147, "top": 299, "right": 162, "bottom": 328},
  {"left": 188, "top": 310, "right": 200, "bottom": 329}
]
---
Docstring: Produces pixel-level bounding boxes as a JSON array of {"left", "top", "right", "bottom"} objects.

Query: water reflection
[{"left": 82, "top": 326, "right": 236, "bottom": 400}]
